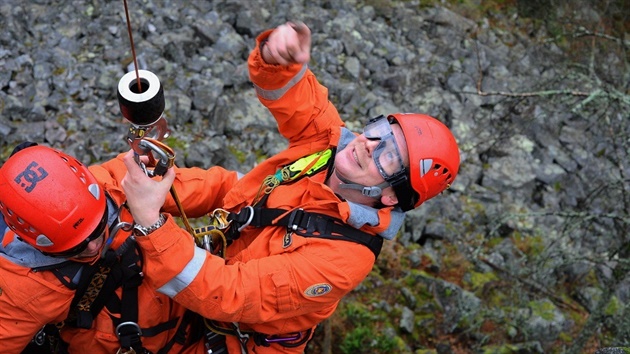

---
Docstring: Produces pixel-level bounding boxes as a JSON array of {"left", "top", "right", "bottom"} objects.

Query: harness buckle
[
  {"left": 264, "top": 331, "right": 302, "bottom": 344},
  {"left": 236, "top": 206, "right": 254, "bottom": 232},
  {"left": 233, "top": 322, "right": 250, "bottom": 345},
  {"left": 287, "top": 208, "right": 306, "bottom": 232},
  {"left": 33, "top": 326, "right": 46, "bottom": 346},
  {"left": 116, "top": 321, "right": 143, "bottom": 339}
]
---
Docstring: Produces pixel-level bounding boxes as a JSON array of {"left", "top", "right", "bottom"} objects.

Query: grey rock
[
  {"left": 0, "top": 1, "right": 628, "bottom": 352},
  {"left": 399, "top": 306, "right": 415, "bottom": 334},
  {"left": 595, "top": 348, "right": 630, "bottom": 354}
]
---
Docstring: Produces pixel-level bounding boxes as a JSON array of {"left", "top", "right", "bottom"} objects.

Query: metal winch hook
[{"left": 135, "top": 139, "right": 175, "bottom": 177}]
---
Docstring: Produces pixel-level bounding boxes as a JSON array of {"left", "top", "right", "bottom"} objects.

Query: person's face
[
  {"left": 334, "top": 121, "right": 409, "bottom": 194},
  {"left": 73, "top": 232, "right": 106, "bottom": 258}
]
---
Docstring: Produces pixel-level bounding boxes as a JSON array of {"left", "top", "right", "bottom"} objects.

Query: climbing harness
[
  {"left": 228, "top": 148, "right": 382, "bottom": 258},
  {"left": 192, "top": 149, "right": 335, "bottom": 256},
  {"left": 227, "top": 205, "right": 383, "bottom": 258},
  {"left": 27, "top": 203, "right": 195, "bottom": 354},
  {"left": 194, "top": 148, "right": 383, "bottom": 352}
]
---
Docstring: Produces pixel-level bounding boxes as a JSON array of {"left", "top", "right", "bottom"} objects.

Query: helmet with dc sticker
[{"left": 0, "top": 145, "right": 106, "bottom": 256}]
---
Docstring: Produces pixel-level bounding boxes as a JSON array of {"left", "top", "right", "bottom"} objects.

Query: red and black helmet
[
  {"left": 388, "top": 113, "right": 460, "bottom": 211},
  {"left": 0, "top": 146, "right": 106, "bottom": 254}
]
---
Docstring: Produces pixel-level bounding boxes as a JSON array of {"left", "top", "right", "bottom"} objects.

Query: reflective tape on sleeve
[
  {"left": 157, "top": 246, "right": 207, "bottom": 297},
  {"left": 254, "top": 64, "right": 307, "bottom": 101}
]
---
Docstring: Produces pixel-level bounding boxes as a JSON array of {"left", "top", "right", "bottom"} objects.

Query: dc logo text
[{"left": 14, "top": 162, "right": 49, "bottom": 193}]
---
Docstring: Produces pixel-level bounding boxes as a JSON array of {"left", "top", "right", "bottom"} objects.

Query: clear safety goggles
[{"left": 363, "top": 115, "right": 406, "bottom": 179}]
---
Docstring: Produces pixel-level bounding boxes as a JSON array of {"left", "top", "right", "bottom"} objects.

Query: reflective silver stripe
[
  {"left": 254, "top": 64, "right": 307, "bottom": 101},
  {"left": 157, "top": 246, "right": 207, "bottom": 297}
]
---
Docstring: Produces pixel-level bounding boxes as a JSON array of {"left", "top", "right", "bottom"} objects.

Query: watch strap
[{"left": 133, "top": 214, "right": 166, "bottom": 236}]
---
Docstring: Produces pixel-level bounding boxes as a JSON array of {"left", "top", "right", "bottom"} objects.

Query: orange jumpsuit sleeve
[
  {"left": 134, "top": 216, "right": 375, "bottom": 324},
  {"left": 91, "top": 153, "right": 239, "bottom": 218},
  {"left": 0, "top": 258, "right": 73, "bottom": 351},
  {"left": 248, "top": 30, "right": 344, "bottom": 148}
]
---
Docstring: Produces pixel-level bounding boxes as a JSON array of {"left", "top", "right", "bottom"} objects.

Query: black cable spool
[{"left": 117, "top": 69, "right": 165, "bottom": 126}]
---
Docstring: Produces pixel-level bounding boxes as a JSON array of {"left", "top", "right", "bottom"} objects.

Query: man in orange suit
[
  {"left": 122, "top": 21, "right": 460, "bottom": 353},
  {"left": 0, "top": 143, "right": 237, "bottom": 353}
]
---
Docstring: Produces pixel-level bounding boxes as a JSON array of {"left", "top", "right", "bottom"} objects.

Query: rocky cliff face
[{"left": 1, "top": 0, "right": 628, "bottom": 352}]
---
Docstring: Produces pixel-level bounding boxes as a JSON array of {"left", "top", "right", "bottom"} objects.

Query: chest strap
[
  {"left": 227, "top": 207, "right": 383, "bottom": 259},
  {"left": 46, "top": 237, "right": 172, "bottom": 353}
]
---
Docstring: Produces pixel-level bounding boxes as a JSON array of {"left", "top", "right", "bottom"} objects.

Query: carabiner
[{"left": 137, "top": 138, "right": 175, "bottom": 177}]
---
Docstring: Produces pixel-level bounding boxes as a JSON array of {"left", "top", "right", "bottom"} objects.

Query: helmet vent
[{"left": 434, "top": 164, "right": 454, "bottom": 183}]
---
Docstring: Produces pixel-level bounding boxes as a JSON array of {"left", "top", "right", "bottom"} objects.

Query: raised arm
[{"left": 248, "top": 22, "right": 344, "bottom": 147}]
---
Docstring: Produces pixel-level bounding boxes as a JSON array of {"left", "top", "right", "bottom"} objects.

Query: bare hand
[
  {"left": 121, "top": 150, "right": 175, "bottom": 227},
  {"left": 262, "top": 21, "right": 311, "bottom": 65}
]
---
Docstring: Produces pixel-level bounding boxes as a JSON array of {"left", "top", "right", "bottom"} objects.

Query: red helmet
[
  {"left": 389, "top": 113, "right": 460, "bottom": 210},
  {"left": 0, "top": 146, "right": 106, "bottom": 254}
]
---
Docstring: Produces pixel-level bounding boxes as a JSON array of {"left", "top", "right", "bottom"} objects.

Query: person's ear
[{"left": 380, "top": 191, "right": 398, "bottom": 206}]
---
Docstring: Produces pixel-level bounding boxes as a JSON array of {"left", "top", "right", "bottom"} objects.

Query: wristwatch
[{"left": 133, "top": 214, "right": 166, "bottom": 236}]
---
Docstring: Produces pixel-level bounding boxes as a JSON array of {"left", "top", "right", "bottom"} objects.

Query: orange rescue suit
[
  {"left": 0, "top": 155, "right": 237, "bottom": 353},
  {"left": 133, "top": 30, "right": 401, "bottom": 353}
]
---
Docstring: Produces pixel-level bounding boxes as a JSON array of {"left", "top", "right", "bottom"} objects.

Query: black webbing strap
[
  {"left": 42, "top": 261, "right": 84, "bottom": 290},
  {"left": 157, "top": 310, "right": 203, "bottom": 354},
  {"left": 115, "top": 240, "right": 146, "bottom": 352},
  {"left": 229, "top": 207, "right": 383, "bottom": 258}
]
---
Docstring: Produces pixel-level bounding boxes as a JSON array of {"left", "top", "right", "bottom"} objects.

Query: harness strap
[
  {"left": 204, "top": 320, "right": 312, "bottom": 350},
  {"left": 33, "top": 261, "right": 83, "bottom": 290},
  {"left": 40, "top": 236, "right": 192, "bottom": 354},
  {"left": 157, "top": 310, "right": 204, "bottom": 354},
  {"left": 228, "top": 207, "right": 383, "bottom": 258},
  {"left": 116, "top": 239, "right": 147, "bottom": 353}
]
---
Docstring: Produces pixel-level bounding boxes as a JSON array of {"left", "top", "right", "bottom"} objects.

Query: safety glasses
[
  {"left": 363, "top": 115, "right": 406, "bottom": 179},
  {"left": 44, "top": 207, "right": 108, "bottom": 258}
]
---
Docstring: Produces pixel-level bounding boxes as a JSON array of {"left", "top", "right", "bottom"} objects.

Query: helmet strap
[
  {"left": 334, "top": 169, "right": 390, "bottom": 198},
  {"left": 389, "top": 174, "right": 416, "bottom": 212}
]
